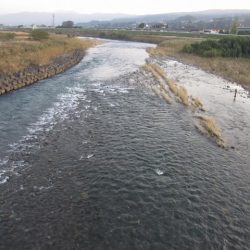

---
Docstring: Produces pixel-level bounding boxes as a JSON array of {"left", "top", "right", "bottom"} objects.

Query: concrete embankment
[{"left": 0, "top": 49, "right": 85, "bottom": 95}]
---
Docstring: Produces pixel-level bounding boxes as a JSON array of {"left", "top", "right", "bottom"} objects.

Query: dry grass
[
  {"left": 143, "top": 64, "right": 172, "bottom": 104},
  {"left": 168, "top": 79, "right": 179, "bottom": 95},
  {"left": 151, "top": 85, "right": 171, "bottom": 104},
  {"left": 143, "top": 63, "right": 163, "bottom": 83},
  {"left": 142, "top": 63, "right": 153, "bottom": 73},
  {"left": 148, "top": 37, "right": 203, "bottom": 56},
  {"left": 197, "top": 116, "right": 221, "bottom": 139},
  {"left": 167, "top": 79, "right": 189, "bottom": 106},
  {"left": 178, "top": 55, "right": 250, "bottom": 88},
  {"left": 149, "top": 63, "right": 168, "bottom": 81},
  {"left": 191, "top": 97, "right": 204, "bottom": 111},
  {"left": 142, "top": 60, "right": 225, "bottom": 146},
  {"left": 177, "top": 86, "right": 189, "bottom": 106},
  {"left": 195, "top": 115, "right": 225, "bottom": 147},
  {"left": 144, "top": 63, "right": 190, "bottom": 106},
  {"left": 151, "top": 85, "right": 162, "bottom": 96},
  {"left": 160, "top": 90, "right": 172, "bottom": 104},
  {"left": 0, "top": 34, "right": 98, "bottom": 74}
]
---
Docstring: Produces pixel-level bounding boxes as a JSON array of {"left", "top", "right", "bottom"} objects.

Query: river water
[{"left": 0, "top": 40, "right": 249, "bottom": 249}]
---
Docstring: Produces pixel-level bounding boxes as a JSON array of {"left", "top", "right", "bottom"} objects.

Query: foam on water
[
  {"left": 0, "top": 86, "right": 87, "bottom": 184},
  {"left": 1, "top": 74, "right": 137, "bottom": 183},
  {"left": 155, "top": 169, "right": 164, "bottom": 176},
  {"left": 87, "top": 154, "right": 94, "bottom": 159}
]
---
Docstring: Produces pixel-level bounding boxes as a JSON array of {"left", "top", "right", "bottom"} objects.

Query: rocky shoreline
[{"left": 0, "top": 49, "right": 85, "bottom": 95}]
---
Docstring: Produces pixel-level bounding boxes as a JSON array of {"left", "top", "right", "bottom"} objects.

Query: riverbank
[
  {"left": 147, "top": 37, "right": 250, "bottom": 90},
  {"left": 0, "top": 33, "right": 98, "bottom": 95},
  {"left": 66, "top": 29, "right": 250, "bottom": 89}
]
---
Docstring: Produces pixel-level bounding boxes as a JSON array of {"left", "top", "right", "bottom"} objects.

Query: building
[{"left": 237, "top": 27, "right": 250, "bottom": 35}]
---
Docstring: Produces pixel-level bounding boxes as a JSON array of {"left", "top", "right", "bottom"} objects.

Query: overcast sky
[{"left": 1, "top": 0, "right": 250, "bottom": 15}]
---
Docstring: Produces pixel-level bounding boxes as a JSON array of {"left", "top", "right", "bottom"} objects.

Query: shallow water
[
  {"left": 158, "top": 58, "right": 250, "bottom": 156},
  {"left": 0, "top": 40, "right": 249, "bottom": 250}
]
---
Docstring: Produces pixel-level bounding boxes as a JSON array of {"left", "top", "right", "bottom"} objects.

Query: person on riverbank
[{"left": 234, "top": 88, "right": 237, "bottom": 100}]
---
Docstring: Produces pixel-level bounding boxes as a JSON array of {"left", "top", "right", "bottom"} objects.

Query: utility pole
[{"left": 52, "top": 13, "right": 55, "bottom": 27}]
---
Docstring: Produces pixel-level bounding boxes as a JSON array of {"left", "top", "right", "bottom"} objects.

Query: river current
[{"left": 0, "top": 40, "right": 249, "bottom": 249}]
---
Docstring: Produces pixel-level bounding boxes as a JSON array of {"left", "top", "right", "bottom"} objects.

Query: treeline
[
  {"left": 99, "top": 31, "right": 129, "bottom": 40},
  {"left": 183, "top": 37, "right": 250, "bottom": 57}
]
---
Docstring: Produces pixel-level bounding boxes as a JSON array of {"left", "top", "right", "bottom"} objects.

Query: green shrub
[
  {"left": 183, "top": 36, "right": 250, "bottom": 58},
  {"left": 99, "top": 32, "right": 107, "bottom": 38},
  {"left": 30, "top": 30, "right": 49, "bottom": 41},
  {"left": 0, "top": 33, "right": 16, "bottom": 41},
  {"left": 203, "top": 49, "right": 222, "bottom": 57}
]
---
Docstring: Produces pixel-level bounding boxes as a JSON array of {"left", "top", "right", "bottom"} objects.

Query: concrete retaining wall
[{"left": 0, "top": 49, "right": 85, "bottom": 95}]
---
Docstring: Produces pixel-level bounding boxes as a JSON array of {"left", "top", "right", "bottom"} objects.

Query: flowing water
[{"left": 0, "top": 40, "right": 249, "bottom": 250}]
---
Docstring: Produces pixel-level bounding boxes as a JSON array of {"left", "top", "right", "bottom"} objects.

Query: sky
[{"left": 1, "top": 0, "right": 250, "bottom": 15}]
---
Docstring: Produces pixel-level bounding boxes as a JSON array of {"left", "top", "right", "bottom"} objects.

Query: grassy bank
[
  {"left": 0, "top": 32, "right": 98, "bottom": 75},
  {"left": 53, "top": 28, "right": 230, "bottom": 40}
]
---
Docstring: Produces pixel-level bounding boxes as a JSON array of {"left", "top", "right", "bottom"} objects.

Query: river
[{"left": 0, "top": 40, "right": 249, "bottom": 249}]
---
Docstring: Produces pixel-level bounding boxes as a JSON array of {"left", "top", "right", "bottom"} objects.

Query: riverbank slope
[{"left": 0, "top": 33, "right": 98, "bottom": 95}]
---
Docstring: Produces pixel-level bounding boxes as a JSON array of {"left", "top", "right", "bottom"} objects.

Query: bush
[
  {"left": 0, "top": 33, "right": 16, "bottom": 41},
  {"left": 99, "top": 32, "right": 107, "bottom": 38},
  {"left": 62, "top": 21, "right": 74, "bottom": 28},
  {"left": 183, "top": 36, "right": 250, "bottom": 58},
  {"left": 30, "top": 30, "right": 49, "bottom": 41},
  {"left": 203, "top": 48, "right": 222, "bottom": 57}
]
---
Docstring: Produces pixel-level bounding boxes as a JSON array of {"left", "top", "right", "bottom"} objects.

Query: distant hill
[
  {"left": 0, "top": 12, "right": 135, "bottom": 26},
  {"left": 109, "top": 9, "right": 250, "bottom": 23},
  {"left": 77, "top": 10, "right": 250, "bottom": 31},
  {"left": 1, "top": 10, "right": 250, "bottom": 27}
]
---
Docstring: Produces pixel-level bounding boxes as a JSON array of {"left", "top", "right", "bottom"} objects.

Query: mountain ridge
[{"left": 1, "top": 9, "right": 250, "bottom": 26}]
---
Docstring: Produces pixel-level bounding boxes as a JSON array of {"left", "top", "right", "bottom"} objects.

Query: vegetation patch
[
  {"left": 0, "top": 34, "right": 98, "bottom": 74},
  {"left": 143, "top": 63, "right": 164, "bottom": 83},
  {"left": 30, "top": 30, "right": 49, "bottom": 40},
  {"left": 0, "top": 32, "right": 16, "bottom": 41},
  {"left": 183, "top": 37, "right": 250, "bottom": 58},
  {"left": 144, "top": 63, "right": 190, "bottom": 106},
  {"left": 141, "top": 62, "right": 225, "bottom": 147},
  {"left": 151, "top": 85, "right": 162, "bottom": 97},
  {"left": 160, "top": 90, "right": 172, "bottom": 104},
  {"left": 195, "top": 115, "right": 224, "bottom": 147},
  {"left": 191, "top": 97, "right": 204, "bottom": 111},
  {"left": 143, "top": 64, "right": 172, "bottom": 104},
  {"left": 177, "top": 86, "right": 189, "bottom": 106},
  {"left": 149, "top": 63, "right": 168, "bottom": 81},
  {"left": 166, "top": 79, "right": 189, "bottom": 106}
]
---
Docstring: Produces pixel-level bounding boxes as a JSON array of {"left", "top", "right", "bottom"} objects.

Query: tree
[
  {"left": 30, "top": 30, "right": 49, "bottom": 40},
  {"left": 138, "top": 23, "right": 146, "bottom": 29},
  {"left": 62, "top": 21, "right": 74, "bottom": 28},
  {"left": 230, "top": 18, "right": 239, "bottom": 34}
]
